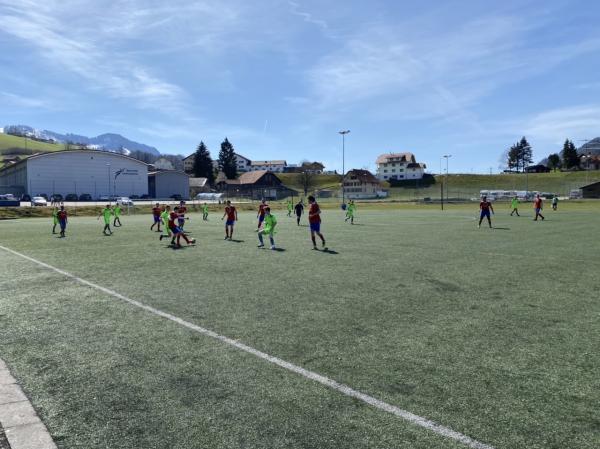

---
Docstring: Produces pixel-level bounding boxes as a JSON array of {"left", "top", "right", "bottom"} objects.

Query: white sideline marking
[{"left": 0, "top": 244, "right": 494, "bottom": 449}]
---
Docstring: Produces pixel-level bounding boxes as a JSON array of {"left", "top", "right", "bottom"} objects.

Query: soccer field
[{"left": 0, "top": 204, "right": 598, "bottom": 449}]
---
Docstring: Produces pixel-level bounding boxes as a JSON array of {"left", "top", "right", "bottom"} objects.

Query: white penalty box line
[{"left": 0, "top": 244, "right": 494, "bottom": 449}]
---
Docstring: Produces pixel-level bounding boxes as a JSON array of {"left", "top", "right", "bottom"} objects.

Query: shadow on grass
[
  {"left": 230, "top": 239, "right": 245, "bottom": 243},
  {"left": 492, "top": 227, "right": 511, "bottom": 230},
  {"left": 272, "top": 248, "right": 286, "bottom": 252},
  {"left": 349, "top": 223, "right": 366, "bottom": 226}
]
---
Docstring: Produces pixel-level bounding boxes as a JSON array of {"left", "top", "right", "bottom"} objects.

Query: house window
[{"left": 383, "top": 170, "right": 388, "bottom": 173}]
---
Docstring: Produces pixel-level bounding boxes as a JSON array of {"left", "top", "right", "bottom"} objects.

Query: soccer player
[
  {"left": 257, "top": 207, "right": 277, "bottom": 249},
  {"left": 345, "top": 200, "right": 356, "bottom": 224},
  {"left": 52, "top": 206, "right": 59, "bottom": 234},
  {"left": 165, "top": 206, "right": 195, "bottom": 248},
  {"left": 178, "top": 200, "right": 187, "bottom": 230},
  {"left": 113, "top": 203, "right": 122, "bottom": 227},
  {"left": 287, "top": 200, "right": 293, "bottom": 217},
  {"left": 221, "top": 200, "right": 237, "bottom": 240},
  {"left": 533, "top": 194, "right": 545, "bottom": 221},
  {"left": 256, "top": 199, "right": 268, "bottom": 231},
  {"left": 159, "top": 205, "right": 172, "bottom": 241},
  {"left": 294, "top": 200, "right": 304, "bottom": 226},
  {"left": 202, "top": 203, "right": 209, "bottom": 221},
  {"left": 57, "top": 205, "right": 68, "bottom": 238},
  {"left": 151, "top": 203, "right": 162, "bottom": 232},
  {"left": 307, "top": 195, "right": 326, "bottom": 250},
  {"left": 552, "top": 196, "right": 558, "bottom": 211},
  {"left": 98, "top": 204, "right": 113, "bottom": 235},
  {"left": 510, "top": 196, "right": 520, "bottom": 216},
  {"left": 478, "top": 195, "right": 494, "bottom": 228}
]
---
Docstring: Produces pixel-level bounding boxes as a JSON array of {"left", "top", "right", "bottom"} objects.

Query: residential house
[
  {"left": 343, "top": 169, "right": 383, "bottom": 199},
  {"left": 216, "top": 170, "right": 297, "bottom": 200},
  {"left": 249, "top": 160, "right": 287, "bottom": 173},
  {"left": 376, "top": 152, "right": 426, "bottom": 181}
]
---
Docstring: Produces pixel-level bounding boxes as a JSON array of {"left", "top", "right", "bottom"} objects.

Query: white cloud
[
  {"left": 0, "top": 91, "right": 51, "bottom": 109},
  {"left": 523, "top": 105, "right": 600, "bottom": 144},
  {"left": 303, "top": 14, "right": 600, "bottom": 124}
]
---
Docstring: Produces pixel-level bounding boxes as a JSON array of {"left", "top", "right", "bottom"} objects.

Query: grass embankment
[
  {"left": 278, "top": 173, "right": 342, "bottom": 192},
  {"left": 0, "top": 133, "right": 83, "bottom": 167},
  {"left": 388, "top": 172, "right": 600, "bottom": 200}
]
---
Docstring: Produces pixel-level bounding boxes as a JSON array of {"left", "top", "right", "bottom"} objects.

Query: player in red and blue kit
[
  {"left": 57, "top": 205, "right": 68, "bottom": 238},
  {"left": 151, "top": 203, "right": 162, "bottom": 232},
  {"left": 178, "top": 201, "right": 187, "bottom": 229},
  {"left": 478, "top": 196, "right": 495, "bottom": 228},
  {"left": 221, "top": 200, "right": 237, "bottom": 240},
  {"left": 308, "top": 196, "right": 326, "bottom": 250},
  {"left": 161, "top": 206, "right": 194, "bottom": 248},
  {"left": 256, "top": 199, "right": 268, "bottom": 231}
]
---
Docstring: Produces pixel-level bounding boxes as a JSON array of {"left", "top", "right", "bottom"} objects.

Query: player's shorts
[
  {"left": 310, "top": 222, "right": 321, "bottom": 232},
  {"left": 178, "top": 218, "right": 185, "bottom": 225},
  {"left": 258, "top": 215, "right": 265, "bottom": 223},
  {"left": 480, "top": 210, "right": 490, "bottom": 219},
  {"left": 153, "top": 215, "right": 161, "bottom": 223},
  {"left": 171, "top": 226, "right": 182, "bottom": 234},
  {"left": 226, "top": 220, "right": 235, "bottom": 226},
  {"left": 59, "top": 219, "right": 67, "bottom": 230},
  {"left": 535, "top": 208, "right": 541, "bottom": 214}
]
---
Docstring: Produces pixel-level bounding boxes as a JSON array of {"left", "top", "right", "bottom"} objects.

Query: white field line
[{"left": 0, "top": 244, "right": 494, "bottom": 449}]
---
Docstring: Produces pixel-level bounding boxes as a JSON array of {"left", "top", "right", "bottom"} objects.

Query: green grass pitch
[{"left": 0, "top": 203, "right": 598, "bottom": 449}]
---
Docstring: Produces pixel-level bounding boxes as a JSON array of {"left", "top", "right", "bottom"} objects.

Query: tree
[
  {"left": 193, "top": 141, "right": 215, "bottom": 184},
  {"left": 561, "top": 139, "right": 580, "bottom": 169},
  {"left": 547, "top": 153, "right": 561, "bottom": 172},
  {"left": 519, "top": 137, "right": 533, "bottom": 171},
  {"left": 299, "top": 170, "right": 316, "bottom": 196},
  {"left": 218, "top": 138, "right": 238, "bottom": 179},
  {"left": 507, "top": 143, "right": 521, "bottom": 172}
]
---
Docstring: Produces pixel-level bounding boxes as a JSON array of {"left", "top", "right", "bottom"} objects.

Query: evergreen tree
[
  {"left": 547, "top": 153, "right": 561, "bottom": 172},
  {"left": 218, "top": 138, "right": 238, "bottom": 179},
  {"left": 507, "top": 143, "right": 521, "bottom": 171},
  {"left": 519, "top": 137, "right": 533, "bottom": 171},
  {"left": 193, "top": 141, "right": 215, "bottom": 184},
  {"left": 561, "top": 139, "right": 580, "bottom": 169}
]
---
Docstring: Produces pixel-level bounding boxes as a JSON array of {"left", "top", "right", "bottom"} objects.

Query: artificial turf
[{"left": 0, "top": 202, "right": 598, "bottom": 449}]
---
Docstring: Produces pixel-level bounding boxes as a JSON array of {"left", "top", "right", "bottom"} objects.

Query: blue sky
[{"left": 1, "top": 0, "right": 600, "bottom": 173}]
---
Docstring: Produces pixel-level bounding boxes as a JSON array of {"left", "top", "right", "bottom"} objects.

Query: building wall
[
  {"left": 249, "top": 164, "right": 286, "bottom": 173},
  {"left": 376, "top": 162, "right": 424, "bottom": 180},
  {"left": 26, "top": 151, "right": 148, "bottom": 198},
  {"left": 0, "top": 163, "right": 28, "bottom": 193},
  {"left": 152, "top": 171, "right": 190, "bottom": 199}
]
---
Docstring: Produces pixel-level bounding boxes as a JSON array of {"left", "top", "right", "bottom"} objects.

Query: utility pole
[
  {"left": 443, "top": 155, "right": 451, "bottom": 202},
  {"left": 338, "top": 130, "right": 350, "bottom": 204}
]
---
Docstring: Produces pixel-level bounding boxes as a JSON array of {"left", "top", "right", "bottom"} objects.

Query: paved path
[{"left": 0, "top": 359, "right": 57, "bottom": 449}]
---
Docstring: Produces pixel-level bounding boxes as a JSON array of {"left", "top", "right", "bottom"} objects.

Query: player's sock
[
  {"left": 311, "top": 236, "right": 316, "bottom": 247},
  {"left": 258, "top": 234, "right": 264, "bottom": 246}
]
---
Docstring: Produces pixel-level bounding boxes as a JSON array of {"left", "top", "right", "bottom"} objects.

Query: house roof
[
  {"left": 189, "top": 177, "right": 208, "bottom": 187},
  {"left": 148, "top": 170, "right": 189, "bottom": 177},
  {"left": 221, "top": 170, "right": 278, "bottom": 185},
  {"left": 344, "top": 169, "right": 380, "bottom": 184},
  {"left": 407, "top": 162, "right": 426, "bottom": 169},
  {"left": 580, "top": 181, "right": 600, "bottom": 189},
  {"left": 376, "top": 152, "right": 416, "bottom": 164}
]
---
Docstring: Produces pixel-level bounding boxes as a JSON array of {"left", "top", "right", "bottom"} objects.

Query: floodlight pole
[
  {"left": 339, "top": 130, "right": 350, "bottom": 204},
  {"left": 443, "top": 155, "right": 451, "bottom": 203}
]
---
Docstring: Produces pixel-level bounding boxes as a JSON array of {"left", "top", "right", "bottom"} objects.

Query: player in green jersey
[
  {"left": 159, "top": 205, "right": 172, "bottom": 240},
  {"left": 202, "top": 203, "right": 209, "bottom": 221},
  {"left": 345, "top": 200, "right": 356, "bottom": 224},
  {"left": 510, "top": 196, "right": 520, "bottom": 216},
  {"left": 98, "top": 205, "right": 113, "bottom": 235},
  {"left": 257, "top": 207, "right": 277, "bottom": 249},
  {"left": 113, "top": 204, "right": 122, "bottom": 227},
  {"left": 52, "top": 206, "right": 59, "bottom": 234},
  {"left": 286, "top": 200, "right": 293, "bottom": 217}
]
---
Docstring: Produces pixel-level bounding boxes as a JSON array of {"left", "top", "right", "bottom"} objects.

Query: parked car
[
  {"left": 116, "top": 196, "right": 134, "bottom": 206},
  {"left": 170, "top": 194, "right": 182, "bottom": 201},
  {"left": 130, "top": 194, "right": 140, "bottom": 199},
  {"left": 98, "top": 195, "right": 110, "bottom": 201},
  {"left": 21, "top": 194, "right": 31, "bottom": 202},
  {"left": 140, "top": 194, "right": 150, "bottom": 199},
  {"left": 79, "top": 193, "right": 92, "bottom": 201},
  {"left": 39, "top": 193, "right": 48, "bottom": 200},
  {"left": 50, "top": 194, "right": 63, "bottom": 203},
  {"left": 31, "top": 196, "right": 48, "bottom": 206},
  {"left": 65, "top": 193, "right": 78, "bottom": 201},
  {"left": 0, "top": 194, "right": 16, "bottom": 200}
]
